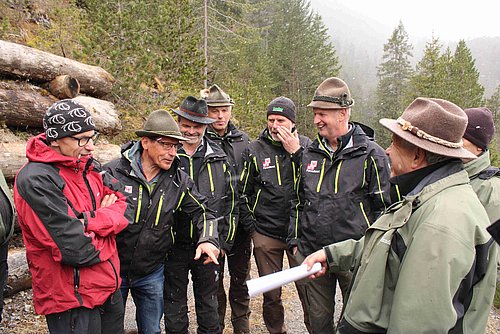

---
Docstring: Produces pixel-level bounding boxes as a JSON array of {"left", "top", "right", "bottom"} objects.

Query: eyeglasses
[
  {"left": 156, "top": 139, "right": 182, "bottom": 151},
  {"left": 69, "top": 132, "right": 100, "bottom": 147}
]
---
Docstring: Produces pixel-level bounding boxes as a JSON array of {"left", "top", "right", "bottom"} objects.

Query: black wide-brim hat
[{"left": 172, "top": 96, "right": 215, "bottom": 124}]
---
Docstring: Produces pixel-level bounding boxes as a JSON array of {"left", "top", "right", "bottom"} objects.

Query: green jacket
[
  {"left": 325, "top": 166, "right": 496, "bottom": 334},
  {"left": 464, "top": 150, "right": 500, "bottom": 223},
  {"left": 0, "top": 169, "right": 14, "bottom": 246}
]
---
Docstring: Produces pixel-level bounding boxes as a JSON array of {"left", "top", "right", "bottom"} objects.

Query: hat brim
[
  {"left": 172, "top": 109, "right": 215, "bottom": 124},
  {"left": 307, "top": 100, "right": 344, "bottom": 109},
  {"left": 379, "top": 118, "right": 477, "bottom": 160},
  {"left": 206, "top": 101, "right": 234, "bottom": 107},
  {"left": 135, "top": 130, "right": 189, "bottom": 141}
]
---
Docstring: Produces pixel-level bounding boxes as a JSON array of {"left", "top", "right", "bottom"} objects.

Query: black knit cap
[
  {"left": 463, "top": 107, "right": 495, "bottom": 150},
  {"left": 43, "top": 99, "right": 96, "bottom": 142},
  {"left": 266, "top": 96, "right": 296, "bottom": 123}
]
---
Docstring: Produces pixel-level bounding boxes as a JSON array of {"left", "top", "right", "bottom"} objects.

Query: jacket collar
[
  {"left": 207, "top": 121, "right": 241, "bottom": 139},
  {"left": 463, "top": 151, "right": 491, "bottom": 179},
  {"left": 312, "top": 123, "right": 367, "bottom": 159},
  {"left": 26, "top": 133, "right": 93, "bottom": 173},
  {"left": 390, "top": 159, "right": 466, "bottom": 209},
  {"left": 123, "top": 140, "right": 179, "bottom": 183}
]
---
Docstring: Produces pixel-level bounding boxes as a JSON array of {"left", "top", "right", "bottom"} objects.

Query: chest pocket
[{"left": 260, "top": 155, "right": 284, "bottom": 186}]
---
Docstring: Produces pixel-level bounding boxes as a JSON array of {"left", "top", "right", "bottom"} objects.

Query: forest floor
[{"left": 0, "top": 241, "right": 498, "bottom": 333}]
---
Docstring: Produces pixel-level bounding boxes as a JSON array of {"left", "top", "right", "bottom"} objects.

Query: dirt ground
[{"left": 0, "top": 256, "right": 499, "bottom": 334}]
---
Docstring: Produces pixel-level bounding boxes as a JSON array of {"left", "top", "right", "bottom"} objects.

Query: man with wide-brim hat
[
  {"left": 288, "top": 77, "right": 391, "bottom": 333},
  {"left": 202, "top": 84, "right": 252, "bottom": 334},
  {"left": 104, "top": 109, "right": 220, "bottom": 334},
  {"left": 303, "top": 97, "right": 497, "bottom": 333},
  {"left": 164, "top": 96, "right": 236, "bottom": 334}
]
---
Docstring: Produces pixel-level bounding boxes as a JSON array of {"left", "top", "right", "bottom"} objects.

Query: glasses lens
[
  {"left": 156, "top": 139, "right": 180, "bottom": 151},
  {"left": 77, "top": 132, "right": 100, "bottom": 147}
]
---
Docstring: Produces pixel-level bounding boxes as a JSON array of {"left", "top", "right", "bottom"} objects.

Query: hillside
[{"left": 311, "top": 0, "right": 500, "bottom": 98}]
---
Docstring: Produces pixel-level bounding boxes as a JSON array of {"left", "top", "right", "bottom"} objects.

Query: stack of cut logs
[{"left": 0, "top": 39, "right": 125, "bottom": 297}]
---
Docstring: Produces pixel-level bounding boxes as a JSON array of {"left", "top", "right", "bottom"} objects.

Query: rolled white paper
[{"left": 246, "top": 263, "right": 322, "bottom": 297}]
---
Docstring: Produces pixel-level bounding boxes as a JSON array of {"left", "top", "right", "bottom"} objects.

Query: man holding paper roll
[
  {"left": 240, "top": 96, "right": 311, "bottom": 334},
  {"left": 303, "top": 97, "right": 497, "bottom": 334}
]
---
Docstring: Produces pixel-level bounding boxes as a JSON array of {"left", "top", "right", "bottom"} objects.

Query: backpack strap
[{"left": 478, "top": 166, "right": 500, "bottom": 180}]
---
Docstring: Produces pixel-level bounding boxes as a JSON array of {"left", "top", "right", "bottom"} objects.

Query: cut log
[
  {"left": 0, "top": 82, "right": 122, "bottom": 134},
  {"left": 73, "top": 95, "right": 123, "bottom": 134},
  {"left": 0, "top": 40, "right": 115, "bottom": 98},
  {"left": 47, "top": 75, "right": 80, "bottom": 99},
  {"left": 4, "top": 249, "right": 31, "bottom": 298},
  {"left": 0, "top": 141, "right": 122, "bottom": 181},
  {"left": 0, "top": 83, "right": 56, "bottom": 129}
]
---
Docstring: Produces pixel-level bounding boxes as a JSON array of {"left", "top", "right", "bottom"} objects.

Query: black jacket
[
  {"left": 0, "top": 170, "right": 14, "bottom": 246},
  {"left": 240, "top": 129, "right": 312, "bottom": 240},
  {"left": 176, "top": 139, "right": 238, "bottom": 252},
  {"left": 289, "top": 123, "right": 391, "bottom": 256},
  {"left": 205, "top": 121, "right": 250, "bottom": 176},
  {"left": 104, "top": 140, "right": 219, "bottom": 279}
]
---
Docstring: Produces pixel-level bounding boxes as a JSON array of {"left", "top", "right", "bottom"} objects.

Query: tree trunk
[
  {"left": 73, "top": 95, "right": 123, "bottom": 134},
  {"left": 0, "top": 83, "right": 56, "bottom": 130},
  {"left": 0, "top": 82, "right": 122, "bottom": 134},
  {"left": 46, "top": 75, "right": 80, "bottom": 99},
  {"left": 0, "top": 142, "right": 122, "bottom": 182},
  {"left": 4, "top": 249, "right": 31, "bottom": 298},
  {"left": 0, "top": 40, "right": 115, "bottom": 98}
]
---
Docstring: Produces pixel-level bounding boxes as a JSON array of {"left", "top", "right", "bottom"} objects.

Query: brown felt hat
[
  {"left": 136, "top": 109, "right": 188, "bottom": 141},
  {"left": 203, "top": 84, "right": 234, "bottom": 107},
  {"left": 307, "top": 77, "right": 354, "bottom": 109},
  {"left": 379, "top": 97, "right": 476, "bottom": 159}
]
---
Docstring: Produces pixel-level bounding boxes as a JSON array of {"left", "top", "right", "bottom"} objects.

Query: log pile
[
  {"left": 0, "top": 40, "right": 115, "bottom": 97},
  {"left": 0, "top": 39, "right": 123, "bottom": 176},
  {"left": 0, "top": 40, "right": 125, "bottom": 296}
]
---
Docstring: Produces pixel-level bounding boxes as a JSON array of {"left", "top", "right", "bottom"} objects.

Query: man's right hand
[
  {"left": 100, "top": 194, "right": 117, "bottom": 208},
  {"left": 302, "top": 249, "right": 328, "bottom": 279}
]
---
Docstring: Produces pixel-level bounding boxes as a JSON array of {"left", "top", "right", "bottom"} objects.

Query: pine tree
[
  {"left": 408, "top": 37, "right": 445, "bottom": 101},
  {"left": 201, "top": 0, "right": 340, "bottom": 138},
  {"left": 200, "top": 0, "right": 276, "bottom": 138},
  {"left": 82, "top": 0, "right": 204, "bottom": 109},
  {"left": 264, "top": 0, "right": 340, "bottom": 137},
  {"left": 485, "top": 85, "right": 500, "bottom": 165},
  {"left": 374, "top": 21, "right": 413, "bottom": 147},
  {"left": 409, "top": 39, "right": 484, "bottom": 108},
  {"left": 446, "top": 40, "right": 484, "bottom": 108},
  {"left": 486, "top": 85, "right": 500, "bottom": 124}
]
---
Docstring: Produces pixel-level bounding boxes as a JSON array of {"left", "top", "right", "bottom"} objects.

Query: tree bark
[
  {"left": 4, "top": 249, "right": 31, "bottom": 298},
  {"left": 73, "top": 95, "right": 123, "bottom": 134},
  {"left": 0, "top": 82, "right": 122, "bottom": 134},
  {"left": 0, "top": 40, "right": 115, "bottom": 98},
  {"left": 46, "top": 75, "right": 80, "bottom": 99},
  {"left": 0, "top": 83, "right": 56, "bottom": 129},
  {"left": 0, "top": 142, "right": 121, "bottom": 182}
]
